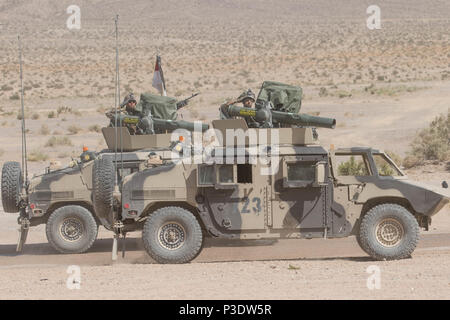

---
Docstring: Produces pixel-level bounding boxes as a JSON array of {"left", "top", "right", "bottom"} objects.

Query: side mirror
[{"left": 315, "top": 162, "right": 327, "bottom": 186}]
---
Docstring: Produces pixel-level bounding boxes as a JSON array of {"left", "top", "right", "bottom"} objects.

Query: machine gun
[
  {"left": 176, "top": 92, "right": 199, "bottom": 110},
  {"left": 226, "top": 104, "right": 336, "bottom": 129},
  {"left": 106, "top": 111, "right": 209, "bottom": 134}
]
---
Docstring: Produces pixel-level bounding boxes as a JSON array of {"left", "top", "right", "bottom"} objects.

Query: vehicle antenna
[
  {"left": 112, "top": 14, "right": 121, "bottom": 261},
  {"left": 18, "top": 35, "right": 28, "bottom": 190},
  {"left": 15, "top": 35, "right": 31, "bottom": 253},
  {"left": 114, "top": 15, "right": 124, "bottom": 176},
  {"left": 114, "top": 14, "right": 119, "bottom": 188}
]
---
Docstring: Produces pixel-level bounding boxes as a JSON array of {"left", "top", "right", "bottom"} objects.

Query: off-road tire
[
  {"left": 359, "top": 203, "right": 419, "bottom": 260},
  {"left": 92, "top": 157, "right": 115, "bottom": 221},
  {"left": 142, "top": 206, "right": 203, "bottom": 264},
  {"left": 1, "top": 161, "right": 23, "bottom": 213},
  {"left": 46, "top": 205, "right": 98, "bottom": 254},
  {"left": 355, "top": 232, "right": 370, "bottom": 255}
]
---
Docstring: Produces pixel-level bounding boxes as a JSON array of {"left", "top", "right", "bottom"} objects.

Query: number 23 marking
[{"left": 241, "top": 197, "right": 262, "bottom": 215}]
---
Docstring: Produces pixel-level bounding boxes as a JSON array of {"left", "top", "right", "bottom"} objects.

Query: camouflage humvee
[
  {"left": 91, "top": 120, "right": 450, "bottom": 263},
  {"left": 0, "top": 92, "right": 203, "bottom": 254},
  {"left": 0, "top": 140, "right": 175, "bottom": 254},
  {"left": 2, "top": 84, "right": 448, "bottom": 262}
]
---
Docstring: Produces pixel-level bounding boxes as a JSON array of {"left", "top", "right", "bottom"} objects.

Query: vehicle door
[
  {"left": 198, "top": 160, "right": 269, "bottom": 232},
  {"left": 329, "top": 151, "right": 374, "bottom": 201},
  {"left": 270, "top": 155, "right": 329, "bottom": 233}
]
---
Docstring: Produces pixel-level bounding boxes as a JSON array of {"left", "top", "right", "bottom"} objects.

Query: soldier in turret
[
  {"left": 107, "top": 92, "right": 155, "bottom": 135},
  {"left": 120, "top": 93, "right": 141, "bottom": 116},
  {"left": 219, "top": 89, "right": 261, "bottom": 127}
]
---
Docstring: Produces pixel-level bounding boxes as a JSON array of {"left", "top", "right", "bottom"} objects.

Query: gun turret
[
  {"left": 107, "top": 112, "right": 209, "bottom": 134},
  {"left": 226, "top": 105, "right": 336, "bottom": 129}
]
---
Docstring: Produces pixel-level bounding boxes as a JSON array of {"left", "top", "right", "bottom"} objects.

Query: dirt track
[{"left": 0, "top": 212, "right": 449, "bottom": 299}]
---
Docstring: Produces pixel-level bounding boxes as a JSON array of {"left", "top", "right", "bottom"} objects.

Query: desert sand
[{"left": 0, "top": 0, "right": 449, "bottom": 300}]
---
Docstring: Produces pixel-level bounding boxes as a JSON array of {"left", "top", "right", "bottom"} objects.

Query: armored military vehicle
[
  {"left": 89, "top": 83, "right": 449, "bottom": 263},
  {"left": 3, "top": 82, "right": 448, "bottom": 263},
  {"left": 1, "top": 92, "right": 205, "bottom": 254}
]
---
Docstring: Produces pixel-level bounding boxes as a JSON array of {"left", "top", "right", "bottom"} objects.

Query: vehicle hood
[{"left": 392, "top": 177, "right": 450, "bottom": 216}]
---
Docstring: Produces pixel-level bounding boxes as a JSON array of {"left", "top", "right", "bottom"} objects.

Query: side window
[
  {"left": 373, "top": 154, "right": 403, "bottom": 176},
  {"left": 198, "top": 165, "right": 215, "bottom": 185},
  {"left": 283, "top": 157, "right": 321, "bottom": 188},
  {"left": 218, "top": 165, "right": 234, "bottom": 183},
  {"left": 334, "top": 155, "right": 370, "bottom": 176},
  {"left": 199, "top": 163, "right": 254, "bottom": 186},
  {"left": 287, "top": 162, "right": 316, "bottom": 182},
  {"left": 237, "top": 164, "right": 252, "bottom": 183}
]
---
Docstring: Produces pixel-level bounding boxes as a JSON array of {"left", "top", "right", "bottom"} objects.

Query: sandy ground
[
  {"left": 0, "top": 210, "right": 449, "bottom": 299},
  {"left": 0, "top": 0, "right": 450, "bottom": 300},
  {"left": 0, "top": 249, "right": 449, "bottom": 300}
]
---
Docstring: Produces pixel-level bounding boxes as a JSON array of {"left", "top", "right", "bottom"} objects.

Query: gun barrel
[
  {"left": 227, "top": 105, "right": 336, "bottom": 129},
  {"left": 176, "top": 92, "right": 200, "bottom": 110},
  {"left": 110, "top": 114, "right": 209, "bottom": 132},
  {"left": 153, "top": 118, "right": 209, "bottom": 132},
  {"left": 271, "top": 111, "right": 336, "bottom": 129}
]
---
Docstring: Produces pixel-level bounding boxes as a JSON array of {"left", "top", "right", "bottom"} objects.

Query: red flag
[{"left": 152, "top": 55, "right": 166, "bottom": 96}]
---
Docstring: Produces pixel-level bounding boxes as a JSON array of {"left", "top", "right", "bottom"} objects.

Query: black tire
[
  {"left": 142, "top": 206, "right": 203, "bottom": 264},
  {"left": 1, "top": 161, "right": 23, "bottom": 213},
  {"left": 359, "top": 203, "right": 420, "bottom": 260},
  {"left": 92, "top": 156, "right": 115, "bottom": 225},
  {"left": 355, "top": 232, "right": 370, "bottom": 255},
  {"left": 46, "top": 205, "right": 98, "bottom": 254}
]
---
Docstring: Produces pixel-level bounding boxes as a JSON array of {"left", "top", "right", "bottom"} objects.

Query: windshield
[{"left": 372, "top": 153, "right": 404, "bottom": 176}]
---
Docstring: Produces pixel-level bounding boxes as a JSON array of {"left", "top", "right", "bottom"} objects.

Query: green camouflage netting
[
  {"left": 138, "top": 93, "right": 178, "bottom": 120},
  {"left": 256, "top": 81, "right": 302, "bottom": 114}
]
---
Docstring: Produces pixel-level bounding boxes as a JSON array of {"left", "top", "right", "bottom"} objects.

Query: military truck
[
  {"left": 0, "top": 141, "right": 181, "bottom": 254},
  {"left": 91, "top": 118, "right": 450, "bottom": 263},
  {"left": 0, "top": 93, "right": 206, "bottom": 254}
]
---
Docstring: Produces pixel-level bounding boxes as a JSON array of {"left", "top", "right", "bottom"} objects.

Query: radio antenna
[
  {"left": 18, "top": 35, "right": 28, "bottom": 189},
  {"left": 112, "top": 14, "right": 123, "bottom": 261},
  {"left": 114, "top": 15, "right": 124, "bottom": 168},
  {"left": 114, "top": 14, "right": 120, "bottom": 188}
]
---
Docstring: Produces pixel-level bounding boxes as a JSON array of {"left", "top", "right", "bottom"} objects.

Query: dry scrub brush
[
  {"left": 403, "top": 109, "right": 450, "bottom": 168},
  {"left": 40, "top": 124, "right": 50, "bottom": 135},
  {"left": 45, "top": 136, "right": 73, "bottom": 147},
  {"left": 28, "top": 150, "right": 49, "bottom": 162},
  {"left": 67, "top": 125, "right": 82, "bottom": 134}
]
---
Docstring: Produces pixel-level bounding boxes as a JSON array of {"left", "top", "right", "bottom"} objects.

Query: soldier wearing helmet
[
  {"left": 219, "top": 89, "right": 259, "bottom": 127},
  {"left": 120, "top": 93, "right": 141, "bottom": 116},
  {"left": 238, "top": 89, "right": 256, "bottom": 109},
  {"left": 107, "top": 92, "right": 154, "bottom": 135}
]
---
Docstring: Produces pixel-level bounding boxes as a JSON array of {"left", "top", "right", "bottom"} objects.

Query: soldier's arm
[{"left": 219, "top": 103, "right": 232, "bottom": 119}]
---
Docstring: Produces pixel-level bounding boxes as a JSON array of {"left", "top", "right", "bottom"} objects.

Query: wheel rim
[
  {"left": 59, "top": 218, "right": 84, "bottom": 242},
  {"left": 158, "top": 222, "right": 186, "bottom": 250},
  {"left": 375, "top": 218, "right": 404, "bottom": 247}
]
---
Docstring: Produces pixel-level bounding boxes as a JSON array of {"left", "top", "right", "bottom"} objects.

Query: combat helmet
[
  {"left": 120, "top": 92, "right": 137, "bottom": 107},
  {"left": 238, "top": 89, "right": 256, "bottom": 102}
]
